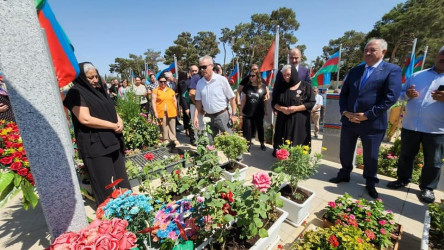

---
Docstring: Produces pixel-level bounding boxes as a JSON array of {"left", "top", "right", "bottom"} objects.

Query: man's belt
[{"left": 205, "top": 108, "right": 227, "bottom": 117}]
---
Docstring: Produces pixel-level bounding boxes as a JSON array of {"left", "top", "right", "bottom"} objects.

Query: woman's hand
[
  {"left": 0, "top": 103, "right": 9, "bottom": 113},
  {"left": 115, "top": 116, "right": 124, "bottom": 133}
]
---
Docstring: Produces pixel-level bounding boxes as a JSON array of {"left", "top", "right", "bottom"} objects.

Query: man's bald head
[{"left": 289, "top": 48, "right": 302, "bottom": 66}]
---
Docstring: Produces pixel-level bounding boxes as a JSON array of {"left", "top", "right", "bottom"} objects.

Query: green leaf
[
  {"left": 0, "top": 172, "right": 15, "bottom": 194},
  {"left": 253, "top": 217, "right": 263, "bottom": 227},
  {"left": 258, "top": 228, "right": 269, "bottom": 238},
  {"left": 20, "top": 181, "right": 39, "bottom": 210},
  {"left": 223, "top": 214, "right": 234, "bottom": 222},
  {"left": 13, "top": 173, "right": 22, "bottom": 187},
  {"left": 0, "top": 186, "right": 20, "bottom": 209}
]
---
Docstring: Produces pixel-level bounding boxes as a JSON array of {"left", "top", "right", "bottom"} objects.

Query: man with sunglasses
[{"left": 194, "top": 55, "right": 237, "bottom": 141}]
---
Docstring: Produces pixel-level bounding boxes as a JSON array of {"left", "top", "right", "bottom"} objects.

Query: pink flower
[
  {"left": 206, "top": 145, "right": 215, "bottom": 151},
  {"left": 110, "top": 218, "right": 128, "bottom": 239},
  {"left": 94, "top": 234, "right": 119, "bottom": 249},
  {"left": 328, "top": 201, "right": 336, "bottom": 208},
  {"left": 97, "top": 220, "right": 112, "bottom": 234},
  {"left": 118, "top": 232, "right": 137, "bottom": 249},
  {"left": 140, "top": 113, "right": 147, "bottom": 118},
  {"left": 350, "top": 214, "right": 355, "bottom": 220},
  {"left": 378, "top": 220, "right": 387, "bottom": 225},
  {"left": 380, "top": 228, "right": 386, "bottom": 235},
  {"left": 252, "top": 171, "right": 271, "bottom": 192},
  {"left": 168, "top": 231, "right": 178, "bottom": 240},
  {"left": 356, "top": 148, "right": 363, "bottom": 155},
  {"left": 365, "top": 229, "right": 376, "bottom": 240},
  {"left": 144, "top": 153, "right": 155, "bottom": 160},
  {"left": 276, "top": 149, "right": 289, "bottom": 160},
  {"left": 50, "top": 231, "right": 80, "bottom": 249},
  {"left": 197, "top": 197, "right": 204, "bottom": 203}
]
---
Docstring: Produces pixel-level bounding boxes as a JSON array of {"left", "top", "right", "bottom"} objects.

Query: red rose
[
  {"left": 10, "top": 161, "right": 22, "bottom": 170},
  {"left": 179, "top": 154, "right": 184, "bottom": 159},
  {"left": 328, "top": 235, "right": 339, "bottom": 247},
  {"left": 0, "top": 148, "right": 4, "bottom": 155},
  {"left": 11, "top": 151, "right": 22, "bottom": 159},
  {"left": 144, "top": 153, "right": 155, "bottom": 160},
  {"left": 97, "top": 220, "right": 112, "bottom": 234},
  {"left": 276, "top": 149, "right": 289, "bottom": 160},
  {"left": 225, "top": 190, "right": 234, "bottom": 203},
  {"left": 0, "top": 156, "right": 13, "bottom": 165},
  {"left": 5, "top": 141, "right": 13, "bottom": 148},
  {"left": 26, "top": 172, "right": 34, "bottom": 182},
  {"left": 17, "top": 168, "right": 29, "bottom": 176},
  {"left": 222, "top": 203, "right": 232, "bottom": 214},
  {"left": 12, "top": 143, "right": 22, "bottom": 149},
  {"left": 50, "top": 231, "right": 80, "bottom": 249}
]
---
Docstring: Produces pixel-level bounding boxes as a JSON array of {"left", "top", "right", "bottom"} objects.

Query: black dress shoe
[
  {"left": 366, "top": 186, "right": 379, "bottom": 199},
  {"left": 386, "top": 180, "right": 409, "bottom": 189},
  {"left": 260, "top": 144, "right": 266, "bottom": 151},
  {"left": 328, "top": 176, "right": 350, "bottom": 183},
  {"left": 272, "top": 149, "right": 277, "bottom": 157},
  {"left": 419, "top": 189, "right": 435, "bottom": 203}
]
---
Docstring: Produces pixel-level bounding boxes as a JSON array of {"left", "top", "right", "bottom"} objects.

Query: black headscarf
[
  {"left": 271, "top": 65, "right": 300, "bottom": 109},
  {"left": 64, "top": 62, "right": 121, "bottom": 152}
]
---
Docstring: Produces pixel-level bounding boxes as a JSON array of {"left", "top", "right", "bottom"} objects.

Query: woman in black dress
[
  {"left": 241, "top": 71, "right": 267, "bottom": 151},
  {"left": 271, "top": 65, "right": 315, "bottom": 156},
  {"left": 63, "top": 62, "right": 130, "bottom": 205}
]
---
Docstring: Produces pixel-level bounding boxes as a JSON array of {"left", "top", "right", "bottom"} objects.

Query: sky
[{"left": 50, "top": 0, "right": 406, "bottom": 76}]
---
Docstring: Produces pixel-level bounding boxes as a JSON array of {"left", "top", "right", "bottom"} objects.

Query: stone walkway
[{"left": 0, "top": 131, "right": 442, "bottom": 249}]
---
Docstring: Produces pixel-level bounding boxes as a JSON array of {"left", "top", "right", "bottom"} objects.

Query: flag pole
[
  {"left": 421, "top": 45, "right": 428, "bottom": 70},
  {"left": 336, "top": 43, "right": 342, "bottom": 82},
  {"left": 236, "top": 58, "right": 240, "bottom": 89},
  {"left": 174, "top": 54, "right": 178, "bottom": 80},
  {"left": 409, "top": 38, "right": 418, "bottom": 76},
  {"left": 273, "top": 25, "right": 280, "bottom": 85}
]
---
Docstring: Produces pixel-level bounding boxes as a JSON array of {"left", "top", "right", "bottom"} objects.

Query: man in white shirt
[
  {"left": 311, "top": 87, "right": 323, "bottom": 138},
  {"left": 193, "top": 55, "right": 237, "bottom": 141},
  {"left": 133, "top": 76, "right": 148, "bottom": 113}
]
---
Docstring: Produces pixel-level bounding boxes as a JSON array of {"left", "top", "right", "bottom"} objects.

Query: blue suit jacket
[
  {"left": 339, "top": 61, "right": 401, "bottom": 130},
  {"left": 298, "top": 65, "right": 311, "bottom": 84}
]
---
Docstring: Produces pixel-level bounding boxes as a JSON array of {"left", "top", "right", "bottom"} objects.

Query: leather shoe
[
  {"left": 366, "top": 186, "right": 379, "bottom": 199},
  {"left": 387, "top": 180, "right": 409, "bottom": 189},
  {"left": 260, "top": 144, "right": 266, "bottom": 151},
  {"left": 329, "top": 176, "right": 350, "bottom": 183},
  {"left": 419, "top": 189, "right": 435, "bottom": 203}
]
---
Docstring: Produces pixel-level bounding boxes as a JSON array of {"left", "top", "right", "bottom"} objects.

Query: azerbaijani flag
[
  {"left": 156, "top": 62, "right": 175, "bottom": 79},
  {"left": 0, "top": 72, "right": 3, "bottom": 82},
  {"left": 314, "top": 72, "right": 331, "bottom": 86},
  {"left": 413, "top": 55, "right": 424, "bottom": 73},
  {"left": 36, "top": 0, "right": 79, "bottom": 88},
  {"left": 401, "top": 53, "right": 415, "bottom": 83},
  {"left": 261, "top": 70, "right": 274, "bottom": 86},
  {"left": 311, "top": 51, "right": 339, "bottom": 86},
  {"left": 229, "top": 66, "right": 240, "bottom": 88}
]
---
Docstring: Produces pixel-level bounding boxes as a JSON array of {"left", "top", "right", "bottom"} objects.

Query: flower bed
[
  {"left": 0, "top": 120, "right": 38, "bottom": 210},
  {"left": 323, "top": 194, "right": 400, "bottom": 249}
]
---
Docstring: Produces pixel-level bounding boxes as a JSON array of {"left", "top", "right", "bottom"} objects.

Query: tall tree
[
  {"left": 193, "top": 31, "right": 220, "bottom": 59},
  {"left": 143, "top": 49, "right": 162, "bottom": 72},
  {"left": 222, "top": 7, "right": 300, "bottom": 74},
  {"left": 164, "top": 32, "right": 196, "bottom": 70},
  {"left": 366, "top": 0, "right": 444, "bottom": 68}
]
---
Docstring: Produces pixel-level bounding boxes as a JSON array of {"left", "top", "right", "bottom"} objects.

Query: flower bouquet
[
  {"left": 0, "top": 120, "right": 38, "bottom": 210},
  {"left": 324, "top": 193, "right": 399, "bottom": 248},
  {"left": 49, "top": 218, "right": 137, "bottom": 250},
  {"left": 294, "top": 224, "right": 375, "bottom": 249}
]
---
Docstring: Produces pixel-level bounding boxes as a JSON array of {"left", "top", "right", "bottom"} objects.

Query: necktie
[{"left": 359, "top": 66, "right": 374, "bottom": 89}]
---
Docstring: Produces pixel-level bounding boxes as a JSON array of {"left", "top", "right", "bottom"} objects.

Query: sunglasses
[
  {"left": 199, "top": 64, "right": 211, "bottom": 70},
  {"left": 249, "top": 75, "right": 256, "bottom": 77},
  {"left": 159, "top": 80, "right": 167, "bottom": 83}
]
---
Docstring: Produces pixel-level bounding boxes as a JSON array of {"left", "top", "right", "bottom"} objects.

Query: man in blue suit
[{"left": 329, "top": 38, "right": 401, "bottom": 199}]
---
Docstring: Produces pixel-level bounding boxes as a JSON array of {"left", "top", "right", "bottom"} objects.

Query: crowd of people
[{"left": 60, "top": 39, "right": 443, "bottom": 205}]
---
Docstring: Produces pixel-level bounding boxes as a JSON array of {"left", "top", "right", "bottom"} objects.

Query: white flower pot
[
  {"left": 250, "top": 208, "right": 288, "bottom": 250},
  {"left": 279, "top": 184, "right": 315, "bottom": 227},
  {"left": 421, "top": 210, "right": 431, "bottom": 250},
  {"left": 221, "top": 160, "right": 248, "bottom": 181}
]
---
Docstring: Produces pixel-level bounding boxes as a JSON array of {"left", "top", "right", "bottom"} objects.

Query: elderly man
[
  {"left": 289, "top": 48, "right": 311, "bottom": 83},
  {"left": 193, "top": 56, "right": 237, "bottom": 141},
  {"left": 164, "top": 71, "right": 176, "bottom": 91},
  {"left": 329, "top": 38, "right": 401, "bottom": 199},
  {"left": 387, "top": 46, "right": 444, "bottom": 203}
]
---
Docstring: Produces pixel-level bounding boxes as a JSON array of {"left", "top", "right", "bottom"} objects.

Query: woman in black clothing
[
  {"left": 271, "top": 65, "right": 315, "bottom": 156},
  {"left": 241, "top": 71, "right": 267, "bottom": 151},
  {"left": 63, "top": 62, "right": 130, "bottom": 205},
  {"left": 0, "top": 83, "right": 16, "bottom": 123}
]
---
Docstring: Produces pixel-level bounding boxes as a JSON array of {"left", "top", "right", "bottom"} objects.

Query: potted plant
[
  {"left": 214, "top": 132, "right": 248, "bottom": 181},
  {"left": 272, "top": 142, "right": 321, "bottom": 226},
  {"left": 293, "top": 224, "right": 376, "bottom": 249},
  {"left": 422, "top": 200, "right": 444, "bottom": 250},
  {"left": 324, "top": 194, "right": 401, "bottom": 249}
]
